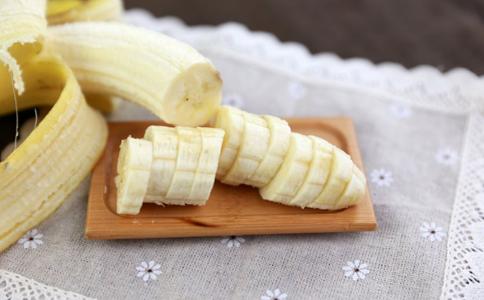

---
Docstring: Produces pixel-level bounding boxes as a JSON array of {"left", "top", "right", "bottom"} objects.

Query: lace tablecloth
[{"left": 1, "top": 9, "right": 483, "bottom": 300}]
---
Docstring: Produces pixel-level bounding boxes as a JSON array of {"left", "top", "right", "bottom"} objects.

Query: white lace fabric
[
  {"left": 1, "top": 9, "right": 483, "bottom": 299},
  {"left": 0, "top": 270, "right": 94, "bottom": 300},
  {"left": 441, "top": 114, "right": 484, "bottom": 300}
]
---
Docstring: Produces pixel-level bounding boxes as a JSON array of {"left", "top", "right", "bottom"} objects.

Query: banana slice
[
  {"left": 245, "top": 115, "right": 291, "bottom": 187},
  {"left": 188, "top": 128, "right": 225, "bottom": 202},
  {"left": 259, "top": 133, "right": 313, "bottom": 204},
  {"left": 333, "top": 166, "right": 366, "bottom": 209},
  {"left": 214, "top": 106, "right": 245, "bottom": 177},
  {"left": 47, "top": 0, "right": 123, "bottom": 25},
  {"left": 222, "top": 112, "right": 270, "bottom": 186},
  {"left": 164, "top": 127, "right": 202, "bottom": 204},
  {"left": 143, "top": 126, "right": 178, "bottom": 203},
  {"left": 115, "top": 137, "right": 152, "bottom": 215},
  {"left": 290, "top": 136, "right": 334, "bottom": 208},
  {"left": 307, "top": 147, "right": 353, "bottom": 209},
  {"left": 46, "top": 22, "right": 222, "bottom": 126}
]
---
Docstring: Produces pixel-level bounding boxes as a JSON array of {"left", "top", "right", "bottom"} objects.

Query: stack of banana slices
[
  {"left": 116, "top": 127, "right": 224, "bottom": 215},
  {"left": 0, "top": 0, "right": 222, "bottom": 252},
  {"left": 116, "top": 106, "right": 366, "bottom": 215},
  {"left": 215, "top": 106, "right": 366, "bottom": 210}
]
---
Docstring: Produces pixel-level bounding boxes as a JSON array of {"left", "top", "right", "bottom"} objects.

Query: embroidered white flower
[
  {"left": 420, "top": 222, "right": 446, "bottom": 242},
  {"left": 435, "top": 148, "right": 458, "bottom": 166},
  {"left": 18, "top": 229, "right": 43, "bottom": 249},
  {"left": 221, "top": 236, "right": 245, "bottom": 248},
  {"left": 389, "top": 104, "right": 413, "bottom": 119},
  {"left": 261, "top": 289, "right": 288, "bottom": 300},
  {"left": 370, "top": 169, "right": 393, "bottom": 187},
  {"left": 343, "top": 260, "right": 369, "bottom": 281},
  {"left": 223, "top": 93, "right": 245, "bottom": 109},
  {"left": 136, "top": 261, "right": 162, "bottom": 282},
  {"left": 287, "top": 81, "right": 306, "bottom": 100}
]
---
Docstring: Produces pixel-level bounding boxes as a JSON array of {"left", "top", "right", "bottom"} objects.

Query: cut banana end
[
  {"left": 214, "top": 106, "right": 245, "bottom": 178},
  {"left": 289, "top": 136, "right": 334, "bottom": 208},
  {"left": 47, "top": 0, "right": 124, "bottom": 25},
  {"left": 259, "top": 133, "right": 313, "bottom": 204},
  {"left": 115, "top": 137, "right": 153, "bottom": 215},
  {"left": 222, "top": 112, "right": 270, "bottom": 186},
  {"left": 46, "top": 22, "right": 222, "bottom": 126},
  {"left": 245, "top": 115, "right": 291, "bottom": 187},
  {"left": 0, "top": 55, "right": 107, "bottom": 252},
  {"left": 307, "top": 147, "right": 354, "bottom": 210}
]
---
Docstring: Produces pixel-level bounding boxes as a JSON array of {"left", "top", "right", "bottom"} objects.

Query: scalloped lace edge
[
  {"left": 123, "top": 9, "right": 484, "bottom": 114},
  {"left": 0, "top": 269, "right": 95, "bottom": 300}
]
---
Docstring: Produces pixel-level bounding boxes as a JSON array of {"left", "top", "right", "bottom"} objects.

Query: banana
[
  {"left": 143, "top": 126, "right": 178, "bottom": 203},
  {"left": 0, "top": 0, "right": 107, "bottom": 252},
  {"left": 115, "top": 137, "right": 152, "bottom": 215},
  {"left": 245, "top": 115, "right": 291, "bottom": 187},
  {"left": 259, "top": 133, "right": 313, "bottom": 204},
  {"left": 47, "top": 0, "right": 123, "bottom": 25},
  {"left": 121, "top": 126, "right": 223, "bottom": 208},
  {"left": 222, "top": 112, "right": 270, "bottom": 186},
  {"left": 188, "top": 128, "right": 224, "bottom": 201},
  {"left": 0, "top": 54, "right": 107, "bottom": 251},
  {"left": 164, "top": 127, "right": 203, "bottom": 203},
  {"left": 333, "top": 166, "right": 366, "bottom": 209},
  {"left": 289, "top": 136, "right": 333, "bottom": 208},
  {"left": 214, "top": 106, "right": 245, "bottom": 177},
  {"left": 46, "top": 22, "right": 223, "bottom": 126},
  {"left": 307, "top": 147, "right": 354, "bottom": 209}
]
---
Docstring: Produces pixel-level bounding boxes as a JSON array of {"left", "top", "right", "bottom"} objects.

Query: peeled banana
[
  {"left": 213, "top": 106, "right": 367, "bottom": 210},
  {"left": 46, "top": 22, "right": 223, "bottom": 126},
  {"left": 47, "top": 0, "right": 123, "bottom": 25},
  {"left": 116, "top": 126, "right": 224, "bottom": 214}
]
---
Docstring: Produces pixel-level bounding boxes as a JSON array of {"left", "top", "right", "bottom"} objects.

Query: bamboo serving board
[{"left": 85, "top": 118, "right": 377, "bottom": 240}]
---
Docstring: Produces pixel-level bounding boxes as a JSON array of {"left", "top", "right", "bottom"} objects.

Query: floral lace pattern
[
  {"left": 0, "top": 270, "right": 93, "bottom": 300},
  {"left": 441, "top": 114, "right": 484, "bottom": 299}
]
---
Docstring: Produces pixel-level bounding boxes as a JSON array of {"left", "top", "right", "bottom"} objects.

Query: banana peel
[{"left": 0, "top": 0, "right": 108, "bottom": 252}]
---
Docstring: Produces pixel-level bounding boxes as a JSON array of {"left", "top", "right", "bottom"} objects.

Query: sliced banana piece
[
  {"left": 222, "top": 112, "right": 270, "bottom": 186},
  {"left": 164, "top": 127, "right": 202, "bottom": 204},
  {"left": 290, "top": 136, "right": 334, "bottom": 208},
  {"left": 214, "top": 106, "right": 245, "bottom": 178},
  {"left": 143, "top": 126, "right": 178, "bottom": 203},
  {"left": 245, "top": 115, "right": 291, "bottom": 188},
  {"left": 333, "top": 166, "right": 366, "bottom": 209},
  {"left": 188, "top": 128, "right": 225, "bottom": 202},
  {"left": 115, "top": 137, "right": 152, "bottom": 215},
  {"left": 307, "top": 147, "right": 353, "bottom": 209},
  {"left": 259, "top": 133, "right": 313, "bottom": 204}
]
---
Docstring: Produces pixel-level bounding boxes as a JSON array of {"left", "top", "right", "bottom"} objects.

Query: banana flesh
[
  {"left": 47, "top": 0, "right": 123, "bottom": 25},
  {"left": 115, "top": 137, "right": 153, "bottom": 215},
  {"left": 46, "top": 22, "right": 223, "bottom": 126},
  {"left": 213, "top": 106, "right": 367, "bottom": 210},
  {"left": 116, "top": 126, "right": 224, "bottom": 214}
]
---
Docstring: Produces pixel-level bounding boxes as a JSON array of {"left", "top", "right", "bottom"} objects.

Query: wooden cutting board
[{"left": 85, "top": 118, "right": 377, "bottom": 239}]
